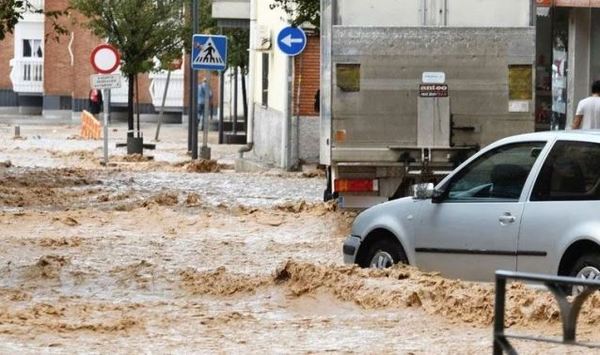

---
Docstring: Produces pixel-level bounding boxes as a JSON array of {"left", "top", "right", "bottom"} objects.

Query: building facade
[
  {"left": 535, "top": 1, "right": 600, "bottom": 130},
  {"left": 214, "top": 0, "right": 321, "bottom": 168},
  {"left": 0, "top": 0, "right": 186, "bottom": 121}
]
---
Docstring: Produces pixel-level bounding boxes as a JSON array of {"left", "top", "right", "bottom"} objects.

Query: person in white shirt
[{"left": 573, "top": 80, "right": 600, "bottom": 129}]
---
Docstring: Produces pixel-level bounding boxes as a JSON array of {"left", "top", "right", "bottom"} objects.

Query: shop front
[{"left": 536, "top": 0, "right": 600, "bottom": 130}]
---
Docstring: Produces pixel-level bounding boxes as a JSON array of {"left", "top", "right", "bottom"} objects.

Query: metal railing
[
  {"left": 149, "top": 70, "right": 184, "bottom": 109},
  {"left": 494, "top": 270, "right": 600, "bottom": 354},
  {"left": 108, "top": 70, "right": 185, "bottom": 110},
  {"left": 110, "top": 74, "right": 129, "bottom": 104},
  {"left": 9, "top": 57, "right": 43, "bottom": 93}
]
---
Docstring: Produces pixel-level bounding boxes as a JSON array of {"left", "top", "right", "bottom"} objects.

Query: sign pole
[
  {"left": 89, "top": 43, "right": 120, "bottom": 166},
  {"left": 281, "top": 55, "right": 290, "bottom": 170},
  {"left": 103, "top": 88, "right": 109, "bottom": 165},
  {"left": 200, "top": 70, "right": 212, "bottom": 159},
  {"left": 276, "top": 26, "right": 307, "bottom": 170},
  {"left": 191, "top": 0, "right": 199, "bottom": 160},
  {"left": 191, "top": 33, "right": 228, "bottom": 158}
]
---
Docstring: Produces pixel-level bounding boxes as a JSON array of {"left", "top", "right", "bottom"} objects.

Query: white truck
[{"left": 320, "top": 0, "right": 537, "bottom": 208}]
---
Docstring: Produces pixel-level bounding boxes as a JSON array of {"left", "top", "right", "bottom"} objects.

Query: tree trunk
[
  {"left": 135, "top": 74, "right": 141, "bottom": 135},
  {"left": 127, "top": 73, "right": 135, "bottom": 137}
]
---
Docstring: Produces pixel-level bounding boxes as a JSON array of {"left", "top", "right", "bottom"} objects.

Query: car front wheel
[
  {"left": 568, "top": 253, "right": 600, "bottom": 296},
  {"left": 366, "top": 239, "right": 408, "bottom": 269}
]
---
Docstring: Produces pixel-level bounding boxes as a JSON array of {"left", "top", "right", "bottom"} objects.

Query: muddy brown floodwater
[{"left": 0, "top": 122, "right": 598, "bottom": 353}]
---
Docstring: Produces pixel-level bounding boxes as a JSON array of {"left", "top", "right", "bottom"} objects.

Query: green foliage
[
  {"left": 269, "top": 0, "right": 319, "bottom": 30},
  {"left": 224, "top": 27, "right": 249, "bottom": 70},
  {"left": 0, "top": 1, "right": 70, "bottom": 41},
  {"left": 0, "top": 0, "right": 23, "bottom": 41},
  {"left": 70, "top": 0, "right": 185, "bottom": 76},
  {"left": 180, "top": 0, "right": 248, "bottom": 71}
]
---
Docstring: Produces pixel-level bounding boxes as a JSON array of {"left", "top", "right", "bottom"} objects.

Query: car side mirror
[
  {"left": 412, "top": 183, "right": 435, "bottom": 200},
  {"left": 431, "top": 188, "right": 445, "bottom": 203}
]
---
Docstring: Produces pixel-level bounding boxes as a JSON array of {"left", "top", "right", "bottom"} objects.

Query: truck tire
[
  {"left": 568, "top": 253, "right": 600, "bottom": 295},
  {"left": 366, "top": 239, "right": 408, "bottom": 269}
]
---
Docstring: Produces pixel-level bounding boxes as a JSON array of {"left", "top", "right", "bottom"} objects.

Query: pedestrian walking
[
  {"left": 198, "top": 78, "right": 213, "bottom": 130},
  {"left": 573, "top": 80, "right": 600, "bottom": 129}
]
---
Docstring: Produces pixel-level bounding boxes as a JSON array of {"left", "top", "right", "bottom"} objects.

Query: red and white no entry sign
[{"left": 90, "top": 44, "right": 120, "bottom": 74}]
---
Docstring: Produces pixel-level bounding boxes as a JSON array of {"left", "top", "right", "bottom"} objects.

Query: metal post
[
  {"left": 155, "top": 69, "right": 171, "bottom": 141},
  {"left": 102, "top": 89, "right": 109, "bottom": 165},
  {"left": 219, "top": 69, "right": 225, "bottom": 144},
  {"left": 191, "top": 0, "right": 199, "bottom": 160},
  {"left": 188, "top": 58, "right": 193, "bottom": 152},
  {"left": 281, "top": 55, "right": 291, "bottom": 170},
  {"left": 233, "top": 66, "right": 238, "bottom": 135},
  {"left": 200, "top": 71, "right": 211, "bottom": 159},
  {"left": 493, "top": 277, "right": 506, "bottom": 355}
]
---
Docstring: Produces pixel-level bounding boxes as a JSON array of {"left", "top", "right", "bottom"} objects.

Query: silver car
[{"left": 343, "top": 131, "right": 600, "bottom": 283}]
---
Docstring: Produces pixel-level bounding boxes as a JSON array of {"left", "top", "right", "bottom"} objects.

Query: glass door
[{"left": 551, "top": 8, "right": 569, "bottom": 131}]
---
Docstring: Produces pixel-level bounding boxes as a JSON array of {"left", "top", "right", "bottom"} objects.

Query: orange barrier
[{"left": 80, "top": 110, "right": 102, "bottom": 140}]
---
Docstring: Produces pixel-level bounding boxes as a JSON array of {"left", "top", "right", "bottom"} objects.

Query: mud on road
[{"left": 0, "top": 123, "right": 598, "bottom": 353}]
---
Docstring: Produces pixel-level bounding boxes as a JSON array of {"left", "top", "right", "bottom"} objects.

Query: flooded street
[{"left": 0, "top": 121, "right": 598, "bottom": 353}]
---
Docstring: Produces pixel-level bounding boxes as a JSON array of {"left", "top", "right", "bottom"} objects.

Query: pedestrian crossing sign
[{"left": 192, "top": 34, "right": 228, "bottom": 71}]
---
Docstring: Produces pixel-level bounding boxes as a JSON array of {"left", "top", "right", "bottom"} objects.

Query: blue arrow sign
[
  {"left": 192, "top": 34, "right": 228, "bottom": 71},
  {"left": 277, "top": 26, "right": 307, "bottom": 57}
]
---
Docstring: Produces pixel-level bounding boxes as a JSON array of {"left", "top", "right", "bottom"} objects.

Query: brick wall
[
  {"left": 44, "top": 3, "right": 153, "bottom": 105},
  {"left": 0, "top": 32, "right": 14, "bottom": 89},
  {"left": 293, "top": 34, "right": 320, "bottom": 117},
  {"left": 44, "top": 0, "right": 74, "bottom": 97}
]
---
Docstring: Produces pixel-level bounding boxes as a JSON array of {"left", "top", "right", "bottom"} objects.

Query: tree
[
  {"left": 269, "top": 0, "right": 319, "bottom": 30},
  {"left": 0, "top": 1, "right": 25, "bottom": 40},
  {"left": 70, "top": 0, "right": 185, "bottom": 137}
]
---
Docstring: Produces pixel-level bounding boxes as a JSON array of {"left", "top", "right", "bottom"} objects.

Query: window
[
  {"left": 444, "top": 142, "right": 546, "bottom": 202},
  {"left": 23, "top": 39, "right": 42, "bottom": 58},
  {"left": 336, "top": 63, "right": 360, "bottom": 92},
  {"left": 531, "top": 141, "right": 600, "bottom": 201},
  {"left": 261, "top": 53, "right": 269, "bottom": 107}
]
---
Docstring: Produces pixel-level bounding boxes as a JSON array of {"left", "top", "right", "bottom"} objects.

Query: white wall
[
  {"left": 337, "top": 0, "right": 421, "bottom": 26},
  {"left": 447, "top": 0, "right": 530, "bottom": 27},
  {"left": 212, "top": 0, "right": 250, "bottom": 20},
  {"left": 335, "top": 0, "right": 530, "bottom": 27},
  {"left": 253, "top": 1, "right": 288, "bottom": 113},
  {"left": 14, "top": 22, "right": 44, "bottom": 58}
]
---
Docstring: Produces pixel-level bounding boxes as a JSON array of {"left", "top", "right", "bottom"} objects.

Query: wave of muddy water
[{"left": 0, "top": 124, "right": 598, "bottom": 353}]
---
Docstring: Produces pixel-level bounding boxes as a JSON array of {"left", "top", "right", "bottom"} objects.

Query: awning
[{"left": 537, "top": 0, "right": 600, "bottom": 7}]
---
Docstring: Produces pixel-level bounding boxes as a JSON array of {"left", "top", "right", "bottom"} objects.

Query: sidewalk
[{"left": 0, "top": 116, "right": 244, "bottom": 168}]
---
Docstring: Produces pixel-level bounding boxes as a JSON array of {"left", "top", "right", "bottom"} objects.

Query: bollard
[{"left": 14, "top": 125, "right": 20, "bottom": 138}]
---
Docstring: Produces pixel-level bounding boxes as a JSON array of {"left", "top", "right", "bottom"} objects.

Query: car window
[
  {"left": 531, "top": 141, "right": 600, "bottom": 201},
  {"left": 445, "top": 142, "right": 545, "bottom": 202}
]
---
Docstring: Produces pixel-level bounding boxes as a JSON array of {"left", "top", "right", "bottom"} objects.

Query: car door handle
[{"left": 499, "top": 213, "right": 516, "bottom": 224}]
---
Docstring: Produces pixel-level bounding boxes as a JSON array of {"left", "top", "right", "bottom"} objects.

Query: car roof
[{"left": 497, "top": 130, "right": 600, "bottom": 145}]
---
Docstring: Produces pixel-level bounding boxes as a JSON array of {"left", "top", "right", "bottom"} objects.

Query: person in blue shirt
[{"left": 198, "top": 78, "right": 213, "bottom": 129}]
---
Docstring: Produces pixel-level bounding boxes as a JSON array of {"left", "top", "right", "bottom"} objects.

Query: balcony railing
[
  {"left": 109, "top": 70, "right": 184, "bottom": 111},
  {"left": 110, "top": 74, "right": 129, "bottom": 105},
  {"left": 149, "top": 70, "right": 184, "bottom": 109},
  {"left": 9, "top": 57, "right": 43, "bottom": 94}
]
